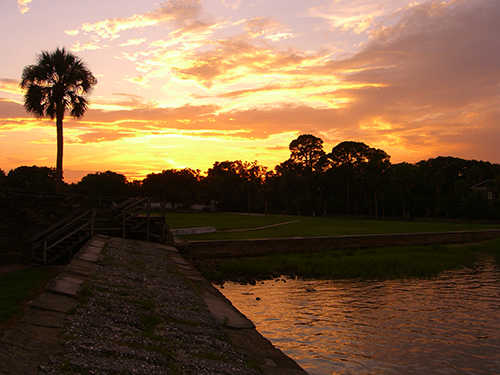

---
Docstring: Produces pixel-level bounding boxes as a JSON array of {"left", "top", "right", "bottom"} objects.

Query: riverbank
[
  {"left": 0, "top": 236, "right": 306, "bottom": 375},
  {"left": 181, "top": 232, "right": 500, "bottom": 284}
]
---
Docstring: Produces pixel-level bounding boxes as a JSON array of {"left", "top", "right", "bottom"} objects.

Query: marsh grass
[
  {"left": 471, "top": 238, "right": 500, "bottom": 263},
  {"left": 0, "top": 266, "right": 58, "bottom": 324},
  {"left": 206, "top": 243, "right": 482, "bottom": 282}
]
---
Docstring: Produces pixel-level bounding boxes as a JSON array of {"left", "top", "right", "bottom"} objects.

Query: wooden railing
[
  {"left": 29, "top": 197, "right": 168, "bottom": 264},
  {"left": 31, "top": 209, "right": 95, "bottom": 264},
  {"left": 120, "top": 197, "right": 167, "bottom": 242}
]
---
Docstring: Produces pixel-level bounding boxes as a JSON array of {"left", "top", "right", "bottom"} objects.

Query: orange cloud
[
  {"left": 0, "top": 79, "right": 22, "bottom": 96},
  {"left": 244, "top": 17, "right": 284, "bottom": 38},
  {"left": 310, "top": 0, "right": 385, "bottom": 34},
  {"left": 119, "top": 38, "right": 147, "bottom": 47},
  {"left": 168, "top": 34, "right": 325, "bottom": 89},
  {"left": 70, "top": 40, "right": 108, "bottom": 52},
  {"left": 73, "top": 131, "right": 136, "bottom": 144},
  {"left": 0, "top": 98, "right": 29, "bottom": 118},
  {"left": 17, "top": 0, "right": 32, "bottom": 15}
]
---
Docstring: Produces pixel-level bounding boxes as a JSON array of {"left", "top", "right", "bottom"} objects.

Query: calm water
[{"left": 216, "top": 258, "right": 500, "bottom": 375}]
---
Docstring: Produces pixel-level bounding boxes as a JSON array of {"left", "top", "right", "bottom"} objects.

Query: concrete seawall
[{"left": 184, "top": 230, "right": 500, "bottom": 259}]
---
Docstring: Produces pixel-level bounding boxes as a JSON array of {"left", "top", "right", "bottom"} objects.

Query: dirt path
[{"left": 221, "top": 219, "right": 301, "bottom": 232}]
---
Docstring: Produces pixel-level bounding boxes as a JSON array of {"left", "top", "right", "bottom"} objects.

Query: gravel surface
[{"left": 40, "top": 237, "right": 260, "bottom": 375}]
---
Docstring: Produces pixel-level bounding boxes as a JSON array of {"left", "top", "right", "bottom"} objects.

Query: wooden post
[
  {"left": 146, "top": 198, "right": 151, "bottom": 242},
  {"left": 161, "top": 198, "right": 166, "bottom": 243},
  {"left": 122, "top": 212, "right": 126, "bottom": 238}
]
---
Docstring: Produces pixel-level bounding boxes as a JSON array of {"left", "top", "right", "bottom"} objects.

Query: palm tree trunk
[{"left": 55, "top": 107, "right": 64, "bottom": 194}]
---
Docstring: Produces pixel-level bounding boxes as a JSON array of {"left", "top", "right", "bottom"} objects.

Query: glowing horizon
[{"left": 1, "top": 0, "right": 499, "bottom": 183}]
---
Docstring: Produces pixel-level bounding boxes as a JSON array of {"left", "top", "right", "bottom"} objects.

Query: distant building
[
  {"left": 471, "top": 180, "right": 498, "bottom": 200},
  {"left": 165, "top": 202, "right": 184, "bottom": 211}
]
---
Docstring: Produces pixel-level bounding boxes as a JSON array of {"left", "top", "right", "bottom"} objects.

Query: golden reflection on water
[{"left": 217, "top": 258, "right": 500, "bottom": 375}]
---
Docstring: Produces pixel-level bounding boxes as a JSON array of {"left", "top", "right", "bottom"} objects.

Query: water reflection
[{"left": 216, "top": 258, "right": 500, "bottom": 375}]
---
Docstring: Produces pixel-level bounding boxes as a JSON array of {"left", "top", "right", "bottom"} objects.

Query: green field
[{"left": 166, "top": 212, "right": 500, "bottom": 241}]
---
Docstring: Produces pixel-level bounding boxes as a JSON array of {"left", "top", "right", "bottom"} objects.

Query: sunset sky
[{"left": 1, "top": 0, "right": 499, "bottom": 182}]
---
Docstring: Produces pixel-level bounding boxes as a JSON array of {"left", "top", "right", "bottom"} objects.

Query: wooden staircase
[{"left": 30, "top": 197, "right": 169, "bottom": 265}]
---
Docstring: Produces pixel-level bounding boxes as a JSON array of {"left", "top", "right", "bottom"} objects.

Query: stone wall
[{"left": 184, "top": 230, "right": 500, "bottom": 260}]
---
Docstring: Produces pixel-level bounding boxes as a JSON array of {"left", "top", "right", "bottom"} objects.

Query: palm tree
[{"left": 20, "top": 47, "right": 97, "bottom": 193}]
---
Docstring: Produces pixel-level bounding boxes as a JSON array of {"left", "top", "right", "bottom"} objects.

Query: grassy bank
[
  {"left": 201, "top": 239, "right": 500, "bottom": 283},
  {"left": 475, "top": 238, "right": 500, "bottom": 264},
  {"left": 166, "top": 212, "right": 500, "bottom": 241},
  {"left": 0, "top": 266, "right": 58, "bottom": 332}
]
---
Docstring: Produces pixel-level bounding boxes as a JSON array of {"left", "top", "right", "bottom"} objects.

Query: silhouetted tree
[
  {"left": 327, "top": 141, "right": 390, "bottom": 215},
  {"left": 4, "top": 166, "right": 56, "bottom": 192},
  {"left": 385, "top": 163, "right": 426, "bottom": 219},
  {"left": 204, "top": 161, "right": 266, "bottom": 212},
  {"left": 142, "top": 168, "right": 201, "bottom": 210},
  {"left": 269, "top": 135, "right": 327, "bottom": 214},
  {"left": 20, "top": 48, "right": 97, "bottom": 193},
  {"left": 239, "top": 162, "right": 268, "bottom": 214},
  {"left": 266, "top": 161, "right": 299, "bottom": 214},
  {"left": 289, "top": 134, "right": 327, "bottom": 173},
  {"left": 75, "top": 171, "right": 130, "bottom": 197},
  {"left": 415, "top": 157, "right": 500, "bottom": 218}
]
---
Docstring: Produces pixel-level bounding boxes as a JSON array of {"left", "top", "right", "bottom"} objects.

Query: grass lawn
[
  {"left": 166, "top": 212, "right": 500, "bottom": 241},
  {"left": 0, "top": 266, "right": 59, "bottom": 333}
]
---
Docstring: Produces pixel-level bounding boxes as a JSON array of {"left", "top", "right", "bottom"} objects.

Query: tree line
[{"left": 2, "top": 134, "right": 500, "bottom": 220}]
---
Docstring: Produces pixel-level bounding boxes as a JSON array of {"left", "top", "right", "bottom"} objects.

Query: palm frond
[{"left": 20, "top": 47, "right": 97, "bottom": 121}]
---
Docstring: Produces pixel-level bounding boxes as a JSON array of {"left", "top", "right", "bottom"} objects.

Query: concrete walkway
[{"left": 0, "top": 236, "right": 307, "bottom": 375}]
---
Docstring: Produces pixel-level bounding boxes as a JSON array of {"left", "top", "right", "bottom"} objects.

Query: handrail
[
  {"left": 123, "top": 197, "right": 149, "bottom": 212},
  {"left": 121, "top": 197, "right": 166, "bottom": 242},
  {"left": 42, "top": 221, "right": 93, "bottom": 264},
  {"left": 30, "top": 209, "right": 85, "bottom": 243},
  {"left": 32, "top": 209, "right": 94, "bottom": 248},
  {"left": 109, "top": 198, "right": 144, "bottom": 221},
  {"left": 32, "top": 209, "right": 95, "bottom": 264},
  {"left": 111, "top": 197, "right": 140, "bottom": 211},
  {"left": 30, "top": 196, "right": 168, "bottom": 264},
  {"left": 44, "top": 221, "right": 93, "bottom": 251}
]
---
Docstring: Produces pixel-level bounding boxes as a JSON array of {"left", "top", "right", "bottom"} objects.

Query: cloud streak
[
  {"left": 75, "top": 0, "right": 208, "bottom": 40},
  {"left": 0, "top": 79, "right": 22, "bottom": 96}
]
